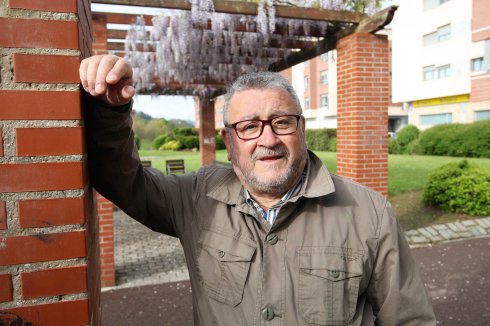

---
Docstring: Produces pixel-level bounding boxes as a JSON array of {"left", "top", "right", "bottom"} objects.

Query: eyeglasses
[{"left": 225, "top": 115, "right": 301, "bottom": 140}]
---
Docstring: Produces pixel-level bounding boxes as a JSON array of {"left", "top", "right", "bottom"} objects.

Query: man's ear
[{"left": 221, "top": 128, "right": 232, "bottom": 161}]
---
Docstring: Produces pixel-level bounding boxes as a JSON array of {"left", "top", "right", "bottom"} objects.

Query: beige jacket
[{"left": 85, "top": 99, "right": 436, "bottom": 326}]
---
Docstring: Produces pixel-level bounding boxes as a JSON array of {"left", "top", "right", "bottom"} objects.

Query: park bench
[
  {"left": 166, "top": 159, "right": 186, "bottom": 175},
  {"left": 141, "top": 160, "right": 152, "bottom": 168}
]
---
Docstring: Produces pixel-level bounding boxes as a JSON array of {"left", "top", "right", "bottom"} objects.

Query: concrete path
[{"left": 101, "top": 209, "right": 490, "bottom": 325}]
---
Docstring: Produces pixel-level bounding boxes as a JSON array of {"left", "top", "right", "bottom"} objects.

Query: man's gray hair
[{"left": 222, "top": 72, "right": 303, "bottom": 125}]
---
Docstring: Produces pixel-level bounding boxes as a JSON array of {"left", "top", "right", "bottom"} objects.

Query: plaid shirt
[{"left": 244, "top": 170, "right": 306, "bottom": 225}]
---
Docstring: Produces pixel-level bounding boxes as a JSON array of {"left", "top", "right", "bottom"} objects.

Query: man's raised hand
[{"left": 79, "top": 55, "right": 135, "bottom": 106}]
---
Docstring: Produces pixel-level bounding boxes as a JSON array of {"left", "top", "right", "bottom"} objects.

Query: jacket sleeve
[
  {"left": 83, "top": 93, "right": 194, "bottom": 237},
  {"left": 367, "top": 201, "right": 436, "bottom": 325}
]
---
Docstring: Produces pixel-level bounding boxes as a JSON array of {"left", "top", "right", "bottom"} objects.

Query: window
[
  {"left": 304, "top": 76, "right": 309, "bottom": 89},
  {"left": 423, "top": 24, "right": 451, "bottom": 46},
  {"left": 320, "top": 53, "right": 328, "bottom": 61},
  {"left": 475, "top": 110, "right": 490, "bottom": 121},
  {"left": 320, "top": 94, "right": 329, "bottom": 108},
  {"left": 423, "top": 65, "right": 451, "bottom": 80},
  {"left": 420, "top": 113, "right": 452, "bottom": 125},
  {"left": 304, "top": 98, "right": 309, "bottom": 111},
  {"left": 471, "top": 57, "right": 484, "bottom": 72},
  {"left": 320, "top": 70, "right": 328, "bottom": 84}
]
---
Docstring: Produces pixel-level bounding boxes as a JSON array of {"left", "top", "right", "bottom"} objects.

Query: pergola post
[
  {"left": 336, "top": 32, "right": 390, "bottom": 196},
  {"left": 198, "top": 97, "right": 216, "bottom": 166}
]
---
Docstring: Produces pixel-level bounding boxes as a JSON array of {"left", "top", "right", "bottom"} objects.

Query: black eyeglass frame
[{"left": 225, "top": 114, "right": 302, "bottom": 140}]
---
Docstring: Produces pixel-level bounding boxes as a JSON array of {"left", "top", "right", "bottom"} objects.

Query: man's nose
[{"left": 257, "top": 123, "right": 280, "bottom": 147}]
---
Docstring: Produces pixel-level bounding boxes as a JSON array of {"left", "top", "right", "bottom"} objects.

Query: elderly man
[{"left": 80, "top": 55, "right": 435, "bottom": 325}]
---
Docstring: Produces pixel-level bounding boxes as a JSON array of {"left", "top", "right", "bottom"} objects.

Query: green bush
[
  {"left": 215, "top": 134, "right": 226, "bottom": 150},
  {"left": 329, "top": 137, "right": 337, "bottom": 152},
  {"left": 416, "top": 120, "right": 490, "bottom": 158},
  {"left": 152, "top": 135, "right": 168, "bottom": 150},
  {"left": 177, "top": 135, "right": 199, "bottom": 149},
  {"left": 161, "top": 140, "right": 183, "bottom": 151},
  {"left": 134, "top": 135, "right": 141, "bottom": 150},
  {"left": 423, "top": 160, "right": 490, "bottom": 216},
  {"left": 174, "top": 127, "right": 198, "bottom": 137},
  {"left": 305, "top": 129, "right": 337, "bottom": 151},
  {"left": 388, "top": 138, "right": 401, "bottom": 154}
]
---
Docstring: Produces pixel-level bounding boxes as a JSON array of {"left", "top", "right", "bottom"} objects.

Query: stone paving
[
  {"left": 406, "top": 217, "right": 490, "bottom": 246},
  {"left": 106, "top": 208, "right": 490, "bottom": 290}
]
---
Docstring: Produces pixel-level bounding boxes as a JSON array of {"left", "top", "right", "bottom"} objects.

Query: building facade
[{"left": 392, "top": 0, "right": 490, "bottom": 130}]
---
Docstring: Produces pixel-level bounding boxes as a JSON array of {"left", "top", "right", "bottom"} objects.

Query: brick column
[
  {"left": 336, "top": 33, "right": 389, "bottom": 196},
  {"left": 199, "top": 97, "right": 216, "bottom": 166},
  {"left": 0, "top": 1, "right": 100, "bottom": 325},
  {"left": 97, "top": 194, "right": 115, "bottom": 287}
]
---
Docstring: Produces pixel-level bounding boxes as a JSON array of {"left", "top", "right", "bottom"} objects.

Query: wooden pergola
[{"left": 91, "top": 0, "right": 397, "bottom": 193}]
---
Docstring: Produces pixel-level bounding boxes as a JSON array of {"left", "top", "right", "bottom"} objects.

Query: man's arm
[
  {"left": 367, "top": 202, "right": 436, "bottom": 325},
  {"left": 80, "top": 55, "right": 190, "bottom": 236}
]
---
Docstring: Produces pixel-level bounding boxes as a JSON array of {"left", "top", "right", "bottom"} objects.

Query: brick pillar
[
  {"left": 336, "top": 33, "right": 389, "bottom": 196},
  {"left": 0, "top": 1, "right": 101, "bottom": 325},
  {"left": 97, "top": 194, "right": 115, "bottom": 287},
  {"left": 92, "top": 14, "right": 108, "bottom": 55},
  {"left": 199, "top": 97, "right": 216, "bottom": 166}
]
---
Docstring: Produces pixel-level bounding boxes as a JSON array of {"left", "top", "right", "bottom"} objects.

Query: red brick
[
  {"left": 0, "top": 18, "right": 79, "bottom": 49},
  {"left": 1, "top": 300, "right": 89, "bottom": 325},
  {"left": 0, "top": 231, "right": 86, "bottom": 266},
  {"left": 9, "top": 0, "right": 77, "bottom": 13},
  {"left": 13, "top": 54, "right": 80, "bottom": 83},
  {"left": 0, "top": 162, "right": 84, "bottom": 192},
  {"left": 0, "top": 274, "right": 13, "bottom": 303},
  {"left": 16, "top": 127, "right": 85, "bottom": 156},
  {"left": 0, "top": 90, "right": 81, "bottom": 120},
  {"left": 21, "top": 266, "right": 87, "bottom": 299},
  {"left": 18, "top": 197, "right": 85, "bottom": 228},
  {"left": 0, "top": 128, "right": 3, "bottom": 156},
  {"left": 0, "top": 201, "right": 6, "bottom": 230}
]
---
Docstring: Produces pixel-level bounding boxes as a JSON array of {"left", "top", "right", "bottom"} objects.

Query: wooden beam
[
  {"left": 268, "top": 25, "right": 353, "bottom": 72},
  {"left": 355, "top": 5, "right": 398, "bottom": 33},
  {"left": 92, "top": 0, "right": 365, "bottom": 23},
  {"left": 268, "top": 6, "right": 398, "bottom": 72}
]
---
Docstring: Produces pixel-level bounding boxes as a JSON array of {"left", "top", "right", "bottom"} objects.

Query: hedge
[
  {"left": 415, "top": 120, "right": 490, "bottom": 158},
  {"left": 423, "top": 160, "right": 490, "bottom": 216},
  {"left": 305, "top": 129, "right": 337, "bottom": 151}
]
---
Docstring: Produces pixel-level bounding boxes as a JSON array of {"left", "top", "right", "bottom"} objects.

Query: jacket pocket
[
  {"left": 197, "top": 229, "right": 256, "bottom": 306},
  {"left": 297, "top": 247, "right": 364, "bottom": 325}
]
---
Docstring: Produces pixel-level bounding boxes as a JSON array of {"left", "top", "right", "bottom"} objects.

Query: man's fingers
[
  {"left": 106, "top": 58, "right": 133, "bottom": 85},
  {"left": 94, "top": 55, "right": 121, "bottom": 95},
  {"left": 79, "top": 58, "right": 90, "bottom": 92},
  {"left": 85, "top": 56, "right": 103, "bottom": 96}
]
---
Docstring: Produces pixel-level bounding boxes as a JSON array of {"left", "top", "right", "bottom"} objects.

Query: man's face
[{"left": 222, "top": 88, "right": 307, "bottom": 197}]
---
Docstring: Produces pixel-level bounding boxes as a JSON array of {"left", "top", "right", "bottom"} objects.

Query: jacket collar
[{"left": 207, "top": 150, "right": 335, "bottom": 205}]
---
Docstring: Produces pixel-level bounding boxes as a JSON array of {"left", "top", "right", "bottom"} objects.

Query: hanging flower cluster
[{"left": 125, "top": 0, "right": 380, "bottom": 93}]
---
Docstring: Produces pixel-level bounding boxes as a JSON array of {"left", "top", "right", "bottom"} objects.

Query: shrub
[
  {"left": 177, "top": 135, "right": 199, "bottom": 149},
  {"left": 396, "top": 125, "right": 420, "bottom": 153},
  {"left": 215, "top": 134, "right": 226, "bottom": 150},
  {"left": 134, "top": 135, "right": 141, "bottom": 150},
  {"left": 329, "top": 137, "right": 337, "bottom": 152},
  {"left": 416, "top": 120, "right": 490, "bottom": 158},
  {"left": 388, "top": 138, "right": 401, "bottom": 154},
  {"left": 161, "top": 140, "right": 183, "bottom": 151},
  {"left": 152, "top": 135, "right": 168, "bottom": 150},
  {"left": 305, "top": 129, "right": 337, "bottom": 151},
  {"left": 174, "top": 127, "right": 198, "bottom": 137},
  {"left": 423, "top": 160, "right": 490, "bottom": 216}
]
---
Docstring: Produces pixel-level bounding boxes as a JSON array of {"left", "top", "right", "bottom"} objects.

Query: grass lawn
[{"left": 140, "top": 150, "right": 490, "bottom": 230}]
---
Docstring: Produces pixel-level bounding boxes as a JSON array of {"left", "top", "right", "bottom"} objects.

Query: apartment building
[{"left": 391, "top": 0, "right": 490, "bottom": 130}]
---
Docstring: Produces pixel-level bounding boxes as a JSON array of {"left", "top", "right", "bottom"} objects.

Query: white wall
[{"left": 392, "top": 0, "right": 477, "bottom": 103}]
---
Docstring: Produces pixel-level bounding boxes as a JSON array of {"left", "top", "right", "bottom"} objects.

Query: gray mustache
[{"left": 252, "top": 146, "right": 289, "bottom": 161}]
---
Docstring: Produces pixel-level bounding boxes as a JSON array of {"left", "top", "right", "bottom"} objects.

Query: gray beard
[{"left": 229, "top": 139, "right": 304, "bottom": 196}]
